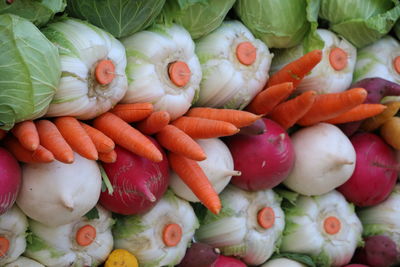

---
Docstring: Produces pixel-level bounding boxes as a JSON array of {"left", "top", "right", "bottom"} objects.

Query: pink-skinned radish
[
  {"left": 99, "top": 137, "right": 169, "bottom": 215},
  {"left": 337, "top": 132, "right": 398, "bottom": 207},
  {"left": 177, "top": 242, "right": 219, "bottom": 267},
  {"left": 211, "top": 255, "right": 247, "bottom": 267},
  {"left": 223, "top": 118, "right": 295, "bottom": 191},
  {"left": 0, "top": 147, "right": 21, "bottom": 215}
]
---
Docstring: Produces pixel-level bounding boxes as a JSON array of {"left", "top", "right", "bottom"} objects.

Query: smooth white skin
[
  {"left": 283, "top": 123, "right": 356, "bottom": 196},
  {"left": 24, "top": 205, "right": 113, "bottom": 267},
  {"left": 0, "top": 206, "right": 28, "bottom": 266},
  {"left": 16, "top": 153, "right": 102, "bottom": 227},
  {"left": 121, "top": 24, "right": 202, "bottom": 120},
  {"left": 169, "top": 138, "right": 240, "bottom": 202},
  {"left": 353, "top": 35, "right": 400, "bottom": 84},
  {"left": 195, "top": 20, "right": 272, "bottom": 109},
  {"left": 4, "top": 256, "right": 44, "bottom": 267},
  {"left": 45, "top": 19, "right": 128, "bottom": 119},
  {"left": 261, "top": 258, "right": 307, "bottom": 267},
  {"left": 280, "top": 190, "right": 363, "bottom": 267},
  {"left": 114, "top": 194, "right": 199, "bottom": 267},
  {"left": 195, "top": 186, "right": 285, "bottom": 266},
  {"left": 271, "top": 29, "right": 357, "bottom": 95}
]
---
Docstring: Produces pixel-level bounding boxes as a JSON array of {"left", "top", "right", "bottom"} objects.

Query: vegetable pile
[{"left": 2, "top": 0, "right": 400, "bottom": 266}]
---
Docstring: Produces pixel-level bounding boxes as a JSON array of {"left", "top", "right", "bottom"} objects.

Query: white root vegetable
[
  {"left": 24, "top": 205, "right": 113, "bottom": 267},
  {"left": 4, "top": 256, "right": 44, "bottom": 267},
  {"left": 169, "top": 138, "right": 240, "bottom": 202},
  {"left": 283, "top": 123, "right": 356, "bottom": 196},
  {"left": 0, "top": 206, "right": 28, "bottom": 266},
  {"left": 16, "top": 153, "right": 102, "bottom": 227},
  {"left": 261, "top": 258, "right": 307, "bottom": 267}
]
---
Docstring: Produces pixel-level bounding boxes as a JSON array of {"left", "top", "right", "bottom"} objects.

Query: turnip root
[
  {"left": 16, "top": 153, "right": 102, "bottom": 227},
  {"left": 283, "top": 123, "right": 356, "bottom": 196},
  {"left": 337, "top": 132, "right": 398, "bottom": 207},
  {"left": 0, "top": 206, "right": 28, "bottom": 266},
  {"left": 170, "top": 138, "right": 240, "bottom": 202},
  {"left": 224, "top": 118, "right": 295, "bottom": 191},
  {"left": 99, "top": 140, "right": 169, "bottom": 215},
  {"left": 177, "top": 242, "right": 219, "bottom": 267},
  {"left": 352, "top": 235, "right": 398, "bottom": 267},
  {"left": 0, "top": 147, "right": 21, "bottom": 215},
  {"left": 4, "top": 256, "right": 44, "bottom": 267},
  {"left": 24, "top": 205, "right": 113, "bottom": 267}
]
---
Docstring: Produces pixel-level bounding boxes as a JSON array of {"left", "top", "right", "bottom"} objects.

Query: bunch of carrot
[{"left": 246, "top": 49, "right": 387, "bottom": 130}]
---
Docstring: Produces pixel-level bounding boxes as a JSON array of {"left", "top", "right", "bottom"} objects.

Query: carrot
[
  {"left": 0, "top": 236, "right": 9, "bottom": 257},
  {"left": 266, "top": 49, "right": 323, "bottom": 88},
  {"left": 11, "top": 120, "right": 39, "bottom": 151},
  {"left": 93, "top": 112, "right": 163, "bottom": 162},
  {"left": 35, "top": 119, "right": 74, "bottom": 164},
  {"left": 257, "top": 207, "right": 275, "bottom": 229},
  {"left": 380, "top": 116, "right": 400, "bottom": 150},
  {"left": 136, "top": 111, "right": 171, "bottom": 135},
  {"left": 3, "top": 136, "right": 53, "bottom": 163},
  {"left": 394, "top": 56, "right": 400, "bottom": 74},
  {"left": 80, "top": 122, "right": 115, "bottom": 153},
  {"left": 329, "top": 47, "right": 348, "bottom": 71},
  {"left": 171, "top": 116, "right": 239, "bottom": 139},
  {"left": 324, "top": 104, "right": 387, "bottom": 124},
  {"left": 296, "top": 87, "right": 368, "bottom": 126},
  {"left": 110, "top": 103, "right": 153, "bottom": 123},
  {"left": 168, "top": 61, "right": 191, "bottom": 87},
  {"left": 76, "top": 224, "right": 96, "bottom": 246},
  {"left": 185, "top": 107, "right": 260, "bottom": 128},
  {"left": 268, "top": 90, "right": 317, "bottom": 130},
  {"left": 95, "top": 59, "right": 115, "bottom": 85},
  {"left": 98, "top": 150, "right": 117, "bottom": 163},
  {"left": 156, "top": 125, "right": 206, "bottom": 161},
  {"left": 236, "top": 41, "right": 257, "bottom": 66},
  {"left": 323, "top": 216, "right": 341, "bottom": 235},
  {"left": 54, "top": 117, "right": 98, "bottom": 161},
  {"left": 162, "top": 223, "right": 183, "bottom": 247},
  {"left": 361, "top": 101, "right": 400, "bottom": 131},
  {"left": 245, "top": 82, "right": 295, "bottom": 115},
  {"left": 0, "top": 130, "right": 6, "bottom": 140},
  {"left": 168, "top": 152, "right": 221, "bottom": 215}
]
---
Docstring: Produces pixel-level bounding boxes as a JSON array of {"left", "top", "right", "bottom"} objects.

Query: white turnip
[{"left": 0, "top": 147, "right": 21, "bottom": 215}]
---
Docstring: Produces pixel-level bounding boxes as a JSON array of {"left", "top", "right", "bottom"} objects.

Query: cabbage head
[
  {"left": 319, "top": 0, "right": 400, "bottom": 48},
  {"left": 0, "top": 14, "right": 60, "bottom": 131},
  {"left": 0, "top": 0, "right": 66, "bottom": 27},
  {"left": 66, "top": 0, "right": 166, "bottom": 38},
  {"left": 234, "top": 0, "right": 322, "bottom": 49},
  {"left": 158, "top": 0, "right": 236, "bottom": 39}
]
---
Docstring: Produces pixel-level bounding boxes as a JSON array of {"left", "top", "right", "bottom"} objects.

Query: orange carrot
[
  {"left": 3, "top": 136, "right": 53, "bottom": 163},
  {"left": 156, "top": 125, "right": 206, "bottom": 161},
  {"left": 267, "top": 50, "right": 323, "bottom": 88},
  {"left": 297, "top": 87, "right": 368, "bottom": 126},
  {"left": 268, "top": 90, "right": 317, "bottom": 130},
  {"left": 36, "top": 120, "right": 74, "bottom": 163},
  {"left": 168, "top": 152, "right": 221, "bottom": 214},
  {"left": 98, "top": 150, "right": 117, "bottom": 163},
  {"left": 110, "top": 103, "right": 153, "bottom": 123},
  {"left": 257, "top": 207, "right": 275, "bottom": 229},
  {"left": 93, "top": 112, "right": 163, "bottom": 162},
  {"left": 168, "top": 61, "right": 191, "bottom": 87},
  {"left": 54, "top": 117, "right": 98, "bottom": 161},
  {"left": 323, "top": 216, "right": 341, "bottom": 235},
  {"left": 162, "top": 223, "right": 182, "bottom": 247},
  {"left": 11, "top": 120, "right": 39, "bottom": 151},
  {"left": 95, "top": 59, "right": 115, "bottom": 85},
  {"left": 245, "top": 82, "right": 295, "bottom": 115},
  {"left": 76, "top": 225, "right": 96, "bottom": 246},
  {"left": 171, "top": 116, "right": 239, "bottom": 139},
  {"left": 0, "top": 130, "right": 6, "bottom": 140},
  {"left": 236, "top": 41, "right": 257, "bottom": 66},
  {"left": 323, "top": 104, "right": 387, "bottom": 124},
  {"left": 185, "top": 107, "right": 260, "bottom": 128},
  {"left": 136, "top": 111, "right": 171, "bottom": 135},
  {"left": 329, "top": 47, "right": 348, "bottom": 71},
  {"left": 80, "top": 122, "right": 115, "bottom": 154},
  {"left": 0, "top": 236, "right": 10, "bottom": 257}
]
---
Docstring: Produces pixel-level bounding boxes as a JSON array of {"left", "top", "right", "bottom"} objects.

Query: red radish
[
  {"left": 211, "top": 255, "right": 246, "bottom": 267},
  {"left": 352, "top": 235, "right": 398, "bottom": 267},
  {"left": 224, "top": 118, "right": 295, "bottom": 191},
  {"left": 337, "top": 132, "right": 398, "bottom": 207},
  {"left": 177, "top": 242, "right": 219, "bottom": 267},
  {"left": 343, "top": 265, "right": 369, "bottom": 267},
  {"left": 99, "top": 138, "right": 169, "bottom": 215},
  {"left": 0, "top": 147, "right": 21, "bottom": 215}
]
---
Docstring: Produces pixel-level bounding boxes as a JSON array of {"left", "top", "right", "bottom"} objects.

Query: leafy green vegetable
[
  {"left": 66, "top": 0, "right": 166, "bottom": 38},
  {"left": 84, "top": 207, "right": 99, "bottom": 220},
  {"left": 112, "top": 215, "right": 150, "bottom": 239},
  {"left": 0, "top": 14, "right": 60, "bottom": 130},
  {"left": 270, "top": 253, "right": 316, "bottom": 267},
  {"left": 158, "top": 0, "right": 236, "bottom": 39},
  {"left": 0, "top": 0, "right": 66, "bottom": 27},
  {"left": 319, "top": 0, "right": 400, "bottom": 48},
  {"left": 234, "top": 0, "right": 321, "bottom": 48},
  {"left": 26, "top": 231, "right": 65, "bottom": 258}
]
